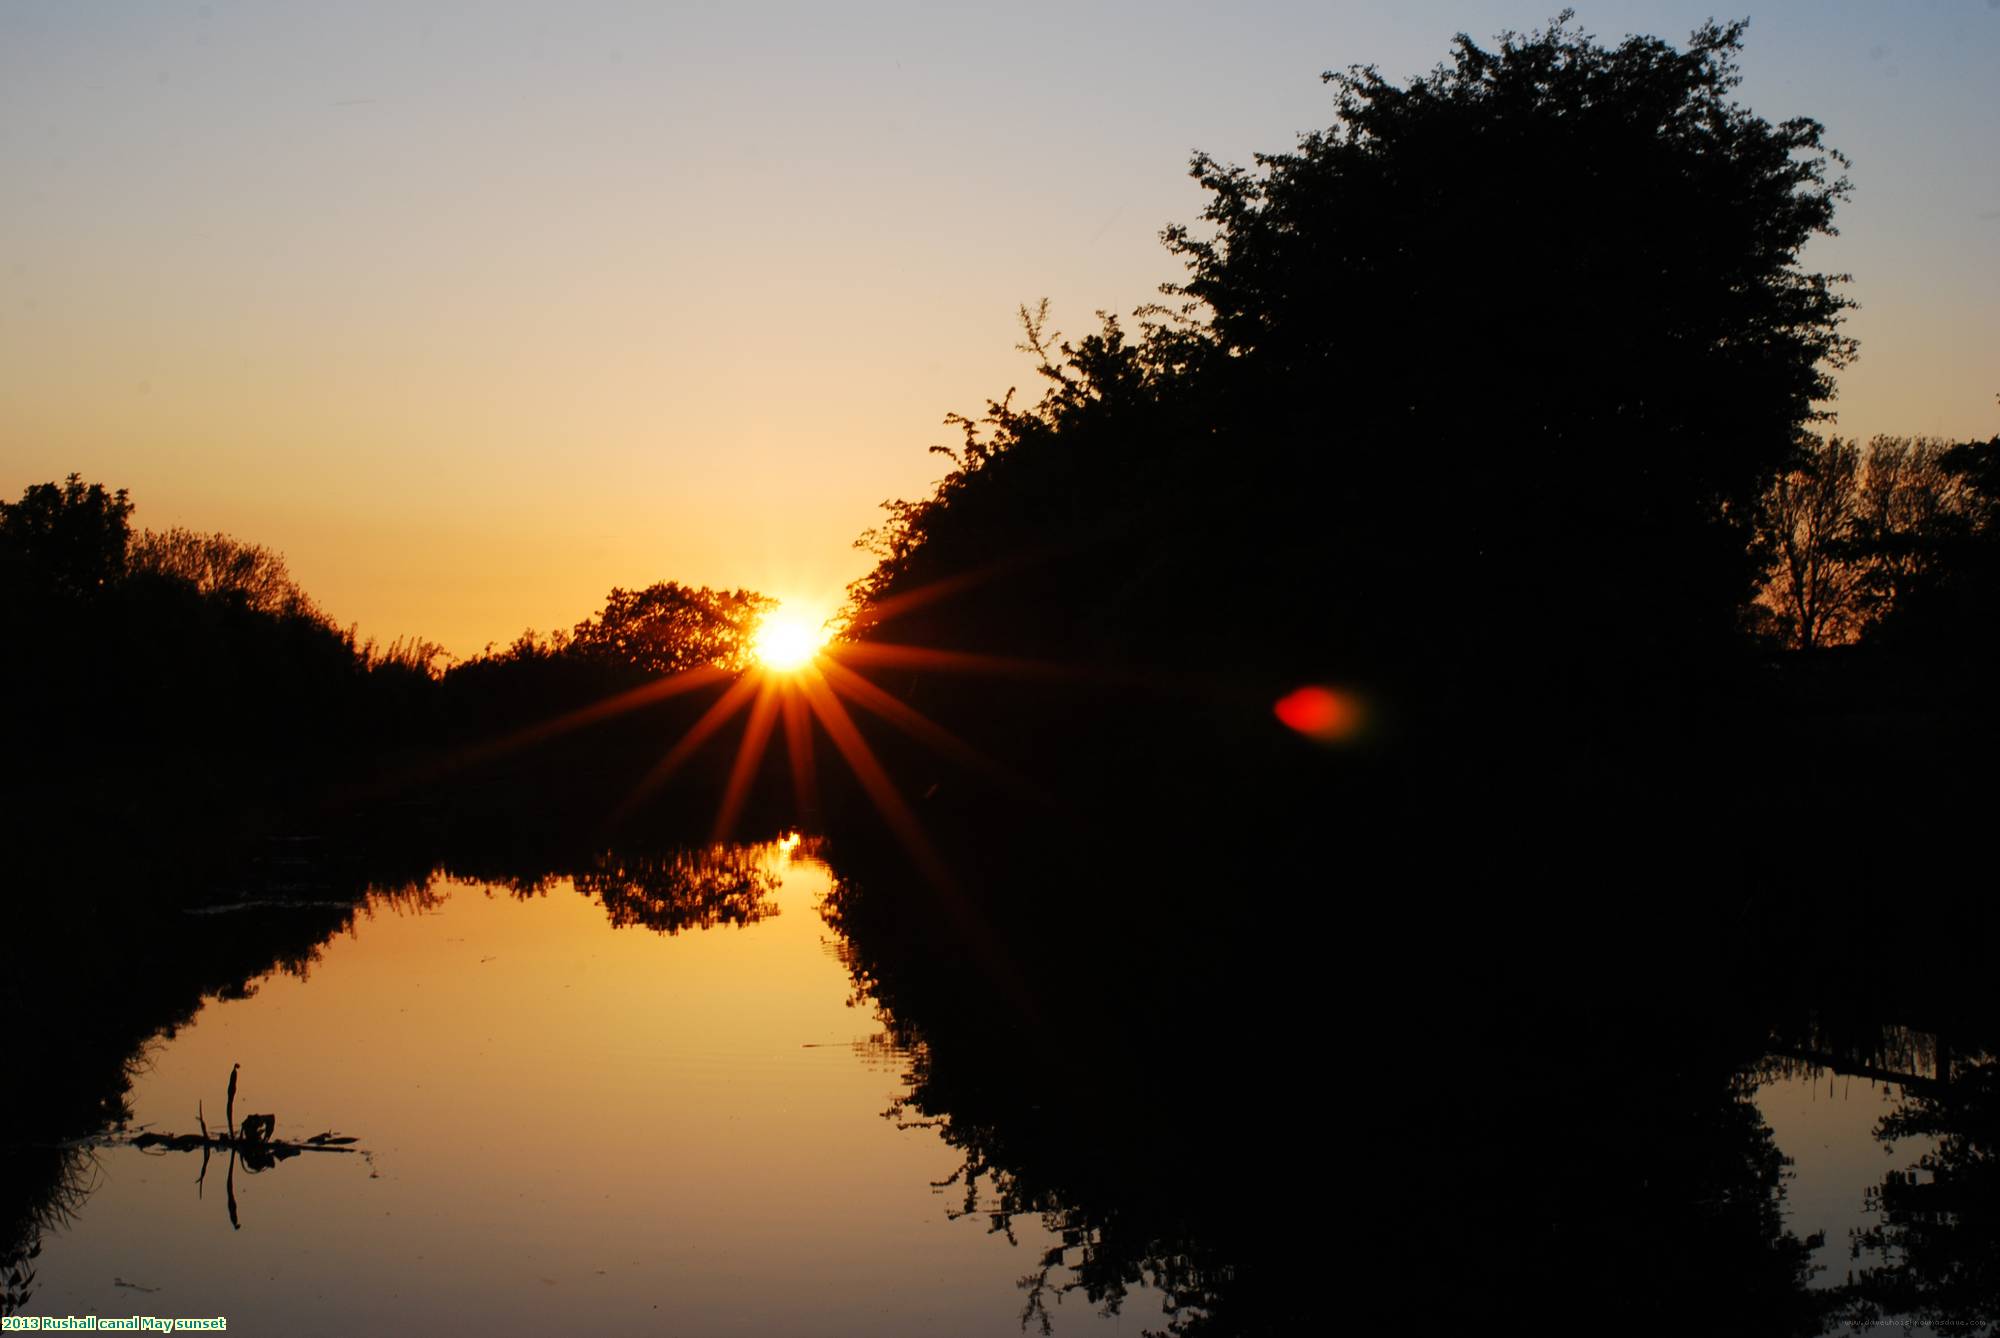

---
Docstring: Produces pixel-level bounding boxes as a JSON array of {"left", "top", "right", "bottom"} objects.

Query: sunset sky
[{"left": 3, "top": 0, "right": 1995, "bottom": 657}]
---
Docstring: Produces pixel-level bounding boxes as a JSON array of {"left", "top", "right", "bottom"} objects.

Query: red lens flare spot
[{"left": 1274, "top": 685, "right": 1365, "bottom": 743}]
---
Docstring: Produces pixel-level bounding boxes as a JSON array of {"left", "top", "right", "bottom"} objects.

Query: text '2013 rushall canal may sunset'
[{"left": 3, "top": 1319, "right": 226, "bottom": 1331}]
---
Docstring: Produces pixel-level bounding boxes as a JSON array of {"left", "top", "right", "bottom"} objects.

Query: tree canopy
[
  {"left": 855, "top": 15, "right": 1857, "bottom": 699},
  {"left": 568, "top": 581, "right": 773, "bottom": 676},
  {"left": 1752, "top": 434, "right": 1978, "bottom": 650},
  {"left": 0, "top": 474, "right": 134, "bottom": 601},
  {"left": 127, "top": 527, "right": 316, "bottom": 618}
]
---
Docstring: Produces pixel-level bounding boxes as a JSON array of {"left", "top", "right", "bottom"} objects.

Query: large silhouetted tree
[
  {"left": 1164, "top": 13, "right": 1853, "bottom": 666},
  {"left": 856, "top": 14, "right": 1856, "bottom": 750}
]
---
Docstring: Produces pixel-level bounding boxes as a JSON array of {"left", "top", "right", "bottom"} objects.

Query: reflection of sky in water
[
  {"left": 1757, "top": 1069, "right": 1940, "bottom": 1338},
  {"left": 29, "top": 844, "right": 1152, "bottom": 1335}
]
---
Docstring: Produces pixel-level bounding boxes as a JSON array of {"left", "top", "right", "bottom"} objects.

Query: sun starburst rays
[
  {"left": 525, "top": 628, "right": 1009, "bottom": 876},
  {"left": 587, "top": 628, "right": 1030, "bottom": 890},
  {"left": 780, "top": 687, "right": 818, "bottom": 820},
  {"left": 822, "top": 639, "right": 1077, "bottom": 681},
  {"left": 711, "top": 676, "right": 783, "bottom": 843},
  {"left": 409, "top": 581, "right": 1059, "bottom": 896},
  {"left": 357, "top": 576, "right": 1055, "bottom": 1021},
  {"left": 606, "top": 670, "right": 764, "bottom": 828},
  {"left": 815, "top": 655, "right": 1043, "bottom": 802}
]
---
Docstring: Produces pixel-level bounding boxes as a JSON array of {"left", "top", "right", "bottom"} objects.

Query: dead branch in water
[{"left": 75, "top": 1063, "right": 364, "bottom": 1164}]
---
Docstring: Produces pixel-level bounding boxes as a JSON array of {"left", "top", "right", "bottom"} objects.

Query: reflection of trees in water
[
  {"left": 477, "top": 846, "right": 782, "bottom": 937},
  {"left": 1762, "top": 1017, "right": 2000, "bottom": 1336},
  {"left": 822, "top": 871, "right": 1243, "bottom": 1337},
  {"left": 236, "top": 878, "right": 447, "bottom": 993},
  {"left": 1756, "top": 1017, "right": 1952, "bottom": 1091},
  {"left": 833, "top": 963, "right": 1879, "bottom": 1336},
  {"left": 1400, "top": 1035, "right": 1831, "bottom": 1335},
  {"left": 888, "top": 1065, "right": 1237, "bottom": 1338},
  {"left": 0, "top": 1143, "right": 93, "bottom": 1317},
  {"left": 0, "top": 867, "right": 439, "bottom": 1316},
  {"left": 1845, "top": 1053, "right": 2000, "bottom": 1334},
  {"left": 577, "top": 847, "right": 779, "bottom": 935},
  {"left": 2, "top": 841, "right": 782, "bottom": 1318},
  {"left": 1754, "top": 1014, "right": 2000, "bottom": 1335}
]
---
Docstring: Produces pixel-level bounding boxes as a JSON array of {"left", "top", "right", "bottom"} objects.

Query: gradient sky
[{"left": 4, "top": 1, "right": 1995, "bottom": 657}]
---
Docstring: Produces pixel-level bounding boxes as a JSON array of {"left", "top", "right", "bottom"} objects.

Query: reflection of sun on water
[{"left": 753, "top": 608, "right": 828, "bottom": 671}]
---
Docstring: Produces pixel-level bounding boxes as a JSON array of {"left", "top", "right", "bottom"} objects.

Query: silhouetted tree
[
  {"left": 128, "top": 527, "right": 315, "bottom": 617},
  {"left": 1753, "top": 434, "right": 1988, "bottom": 650},
  {"left": 849, "top": 16, "right": 1859, "bottom": 838},
  {"left": 1757, "top": 435, "right": 1866, "bottom": 649},
  {"left": 569, "top": 581, "right": 773, "bottom": 676},
  {"left": 1866, "top": 433, "right": 2000, "bottom": 662},
  {"left": 1159, "top": 13, "right": 1854, "bottom": 665},
  {"left": 0, "top": 474, "right": 133, "bottom": 600},
  {"left": 1851, "top": 437, "right": 1965, "bottom": 615},
  {"left": 0, "top": 473, "right": 463, "bottom": 866}
]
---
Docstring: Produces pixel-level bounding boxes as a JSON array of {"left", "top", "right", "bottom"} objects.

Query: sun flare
[{"left": 753, "top": 610, "right": 827, "bottom": 672}]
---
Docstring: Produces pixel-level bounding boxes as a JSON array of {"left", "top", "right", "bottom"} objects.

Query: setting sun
[{"left": 753, "top": 610, "right": 827, "bottom": 672}]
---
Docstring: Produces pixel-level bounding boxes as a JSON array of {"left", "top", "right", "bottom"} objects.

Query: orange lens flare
[{"left": 1274, "top": 685, "right": 1366, "bottom": 743}]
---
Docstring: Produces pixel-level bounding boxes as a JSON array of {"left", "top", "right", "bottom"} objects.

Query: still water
[
  {"left": 15, "top": 832, "right": 2000, "bottom": 1335},
  {"left": 1756, "top": 1069, "right": 1942, "bottom": 1338},
  {"left": 22, "top": 841, "right": 1157, "bottom": 1335}
]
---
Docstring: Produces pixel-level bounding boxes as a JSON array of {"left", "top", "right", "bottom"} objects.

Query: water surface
[{"left": 24, "top": 841, "right": 1156, "bottom": 1335}]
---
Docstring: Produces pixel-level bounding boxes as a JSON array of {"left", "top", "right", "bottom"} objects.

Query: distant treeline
[
  {"left": 0, "top": 475, "right": 785, "bottom": 866},
  {"left": 0, "top": 476, "right": 436, "bottom": 863}
]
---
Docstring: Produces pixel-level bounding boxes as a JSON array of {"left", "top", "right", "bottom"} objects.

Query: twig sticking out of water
[{"left": 81, "top": 1065, "right": 363, "bottom": 1161}]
